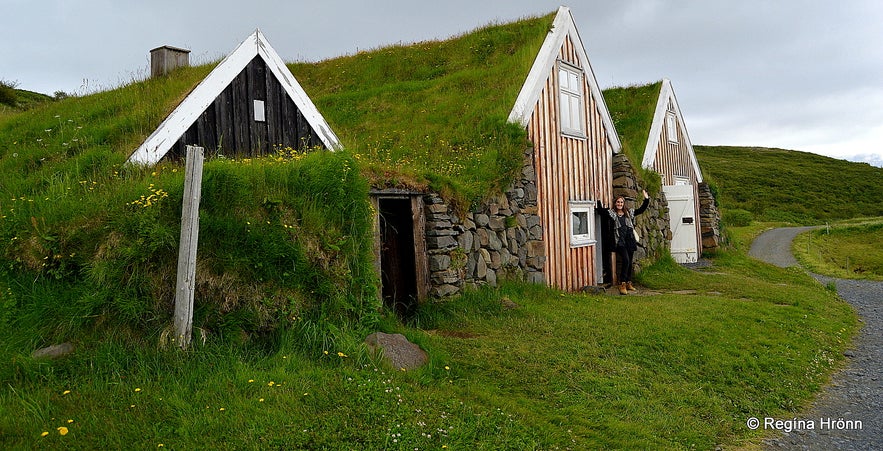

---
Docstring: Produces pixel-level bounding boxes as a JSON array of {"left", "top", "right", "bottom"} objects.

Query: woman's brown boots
[{"left": 619, "top": 282, "right": 637, "bottom": 295}]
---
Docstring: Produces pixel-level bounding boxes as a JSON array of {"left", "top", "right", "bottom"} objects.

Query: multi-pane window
[
  {"left": 666, "top": 112, "right": 678, "bottom": 143},
  {"left": 559, "top": 63, "right": 584, "bottom": 136},
  {"left": 569, "top": 201, "right": 595, "bottom": 247}
]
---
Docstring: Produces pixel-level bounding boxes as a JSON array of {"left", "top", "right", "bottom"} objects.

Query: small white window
[
  {"left": 254, "top": 100, "right": 266, "bottom": 122},
  {"left": 558, "top": 62, "right": 585, "bottom": 137},
  {"left": 666, "top": 112, "right": 678, "bottom": 143},
  {"left": 570, "top": 200, "right": 596, "bottom": 247}
]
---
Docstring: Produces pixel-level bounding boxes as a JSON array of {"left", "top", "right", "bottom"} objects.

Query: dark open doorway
[
  {"left": 598, "top": 208, "right": 615, "bottom": 285},
  {"left": 378, "top": 197, "right": 420, "bottom": 318}
]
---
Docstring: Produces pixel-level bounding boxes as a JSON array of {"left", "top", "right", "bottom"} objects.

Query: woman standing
[{"left": 606, "top": 190, "right": 650, "bottom": 295}]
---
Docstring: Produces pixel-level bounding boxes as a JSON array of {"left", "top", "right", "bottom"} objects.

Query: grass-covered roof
[
  {"left": 602, "top": 81, "right": 662, "bottom": 167},
  {"left": 289, "top": 13, "right": 554, "bottom": 206}
]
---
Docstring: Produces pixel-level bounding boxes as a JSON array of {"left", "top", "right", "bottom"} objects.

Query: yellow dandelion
[
  {"left": 41, "top": 431, "right": 49, "bottom": 437},
  {"left": 323, "top": 350, "right": 329, "bottom": 355},
  {"left": 248, "top": 379, "right": 254, "bottom": 383},
  {"left": 57, "top": 427, "right": 69, "bottom": 436},
  {"left": 268, "top": 381, "right": 275, "bottom": 387},
  {"left": 337, "top": 352, "right": 347, "bottom": 358},
  {"left": 62, "top": 390, "right": 71, "bottom": 395},
  {"left": 135, "top": 388, "right": 142, "bottom": 392},
  {"left": 67, "top": 419, "right": 74, "bottom": 424},
  {"left": 259, "top": 398, "right": 265, "bottom": 402},
  {"left": 219, "top": 407, "right": 225, "bottom": 412},
  {"left": 444, "top": 366, "right": 450, "bottom": 371}
]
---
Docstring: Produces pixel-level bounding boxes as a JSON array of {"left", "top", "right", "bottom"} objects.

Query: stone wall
[
  {"left": 424, "top": 146, "right": 544, "bottom": 298},
  {"left": 697, "top": 182, "right": 722, "bottom": 253},
  {"left": 611, "top": 153, "right": 671, "bottom": 270}
]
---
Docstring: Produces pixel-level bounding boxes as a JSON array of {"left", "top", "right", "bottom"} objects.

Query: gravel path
[{"left": 751, "top": 227, "right": 883, "bottom": 450}]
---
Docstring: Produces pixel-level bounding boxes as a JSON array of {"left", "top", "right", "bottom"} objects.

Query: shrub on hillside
[
  {"left": 0, "top": 79, "right": 17, "bottom": 106},
  {"left": 723, "top": 209, "right": 753, "bottom": 227}
]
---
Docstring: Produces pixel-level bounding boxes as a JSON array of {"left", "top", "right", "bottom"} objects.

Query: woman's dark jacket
[{"left": 605, "top": 197, "right": 649, "bottom": 252}]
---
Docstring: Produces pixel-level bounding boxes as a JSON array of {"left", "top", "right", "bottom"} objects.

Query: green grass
[
  {"left": 0, "top": 242, "right": 857, "bottom": 449},
  {"left": 793, "top": 217, "right": 883, "bottom": 280},
  {"left": 289, "top": 13, "right": 552, "bottom": 210},
  {"left": 696, "top": 146, "right": 883, "bottom": 224}
]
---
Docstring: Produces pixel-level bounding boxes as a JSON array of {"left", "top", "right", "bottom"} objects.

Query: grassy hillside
[
  {"left": 696, "top": 145, "right": 883, "bottom": 224},
  {"left": 0, "top": 82, "right": 55, "bottom": 117}
]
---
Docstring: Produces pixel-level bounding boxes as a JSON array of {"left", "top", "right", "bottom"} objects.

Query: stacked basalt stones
[
  {"left": 697, "top": 182, "right": 722, "bottom": 252},
  {"left": 424, "top": 147, "right": 544, "bottom": 298}
]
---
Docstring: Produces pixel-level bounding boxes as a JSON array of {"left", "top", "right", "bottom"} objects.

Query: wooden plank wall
[
  {"left": 168, "top": 57, "right": 324, "bottom": 160},
  {"left": 528, "top": 36, "right": 613, "bottom": 291},
  {"left": 653, "top": 98, "right": 702, "bottom": 252}
]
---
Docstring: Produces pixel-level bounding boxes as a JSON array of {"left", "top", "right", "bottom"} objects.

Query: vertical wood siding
[
  {"left": 528, "top": 36, "right": 613, "bottom": 291},
  {"left": 653, "top": 98, "right": 702, "bottom": 252},
  {"left": 168, "top": 57, "right": 324, "bottom": 160}
]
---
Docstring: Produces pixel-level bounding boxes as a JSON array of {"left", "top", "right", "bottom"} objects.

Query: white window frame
[
  {"left": 558, "top": 61, "right": 585, "bottom": 138},
  {"left": 666, "top": 112, "right": 678, "bottom": 143},
  {"left": 254, "top": 100, "right": 266, "bottom": 122},
  {"left": 569, "top": 200, "right": 596, "bottom": 247}
]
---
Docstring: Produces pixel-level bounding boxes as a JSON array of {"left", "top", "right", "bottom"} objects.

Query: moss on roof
[
  {"left": 290, "top": 12, "right": 555, "bottom": 207},
  {"left": 603, "top": 81, "right": 662, "bottom": 166}
]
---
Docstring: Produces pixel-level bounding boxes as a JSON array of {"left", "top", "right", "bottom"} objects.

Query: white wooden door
[{"left": 663, "top": 184, "right": 699, "bottom": 263}]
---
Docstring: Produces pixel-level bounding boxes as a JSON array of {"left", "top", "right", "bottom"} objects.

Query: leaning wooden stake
[{"left": 174, "top": 146, "right": 204, "bottom": 350}]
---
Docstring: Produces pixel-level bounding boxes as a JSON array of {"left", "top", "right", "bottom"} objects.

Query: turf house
[
  {"left": 604, "top": 79, "right": 721, "bottom": 264},
  {"left": 121, "top": 6, "right": 672, "bottom": 317}
]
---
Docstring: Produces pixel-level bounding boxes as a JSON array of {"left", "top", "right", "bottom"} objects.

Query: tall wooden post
[{"left": 174, "top": 145, "right": 204, "bottom": 350}]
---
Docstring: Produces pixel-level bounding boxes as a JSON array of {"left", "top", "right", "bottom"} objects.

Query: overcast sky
[{"left": 3, "top": 0, "right": 882, "bottom": 166}]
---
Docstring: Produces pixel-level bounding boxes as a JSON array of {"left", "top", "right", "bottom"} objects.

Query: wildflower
[
  {"left": 67, "top": 419, "right": 74, "bottom": 424},
  {"left": 219, "top": 408, "right": 225, "bottom": 411},
  {"left": 323, "top": 350, "right": 329, "bottom": 355},
  {"left": 444, "top": 366, "right": 450, "bottom": 371},
  {"left": 268, "top": 381, "right": 275, "bottom": 387},
  {"left": 248, "top": 379, "right": 254, "bottom": 383},
  {"left": 135, "top": 388, "right": 142, "bottom": 392},
  {"left": 62, "top": 390, "right": 71, "bottom": 395},
  {"left": 41, "top": 432, "right": 49, "bottom": 437},
  {"left": 57, "top": 427, "right": 68, "bottom": 436},
  {"left": 259, "top": 398, "right": 265, "bottom": 402},
  {"left": 337, "top": 352, "right": 347, "bottom": 358}
]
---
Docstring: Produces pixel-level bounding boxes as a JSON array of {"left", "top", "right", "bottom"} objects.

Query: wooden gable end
[
  {"left": 166, "top": 57, "right": 325, "bottom": 161},
  {"left": 527, "top": 33, "right": 615, "bottom": 291},
  {"left": 645, "top": 81, "right": 702, "bottom": 186},
  {"left": 651, "top": 97, "right": 697, "bottom": 185},
  {"left": 128, "top": 30, "right": 340, "bottom": 166}
]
